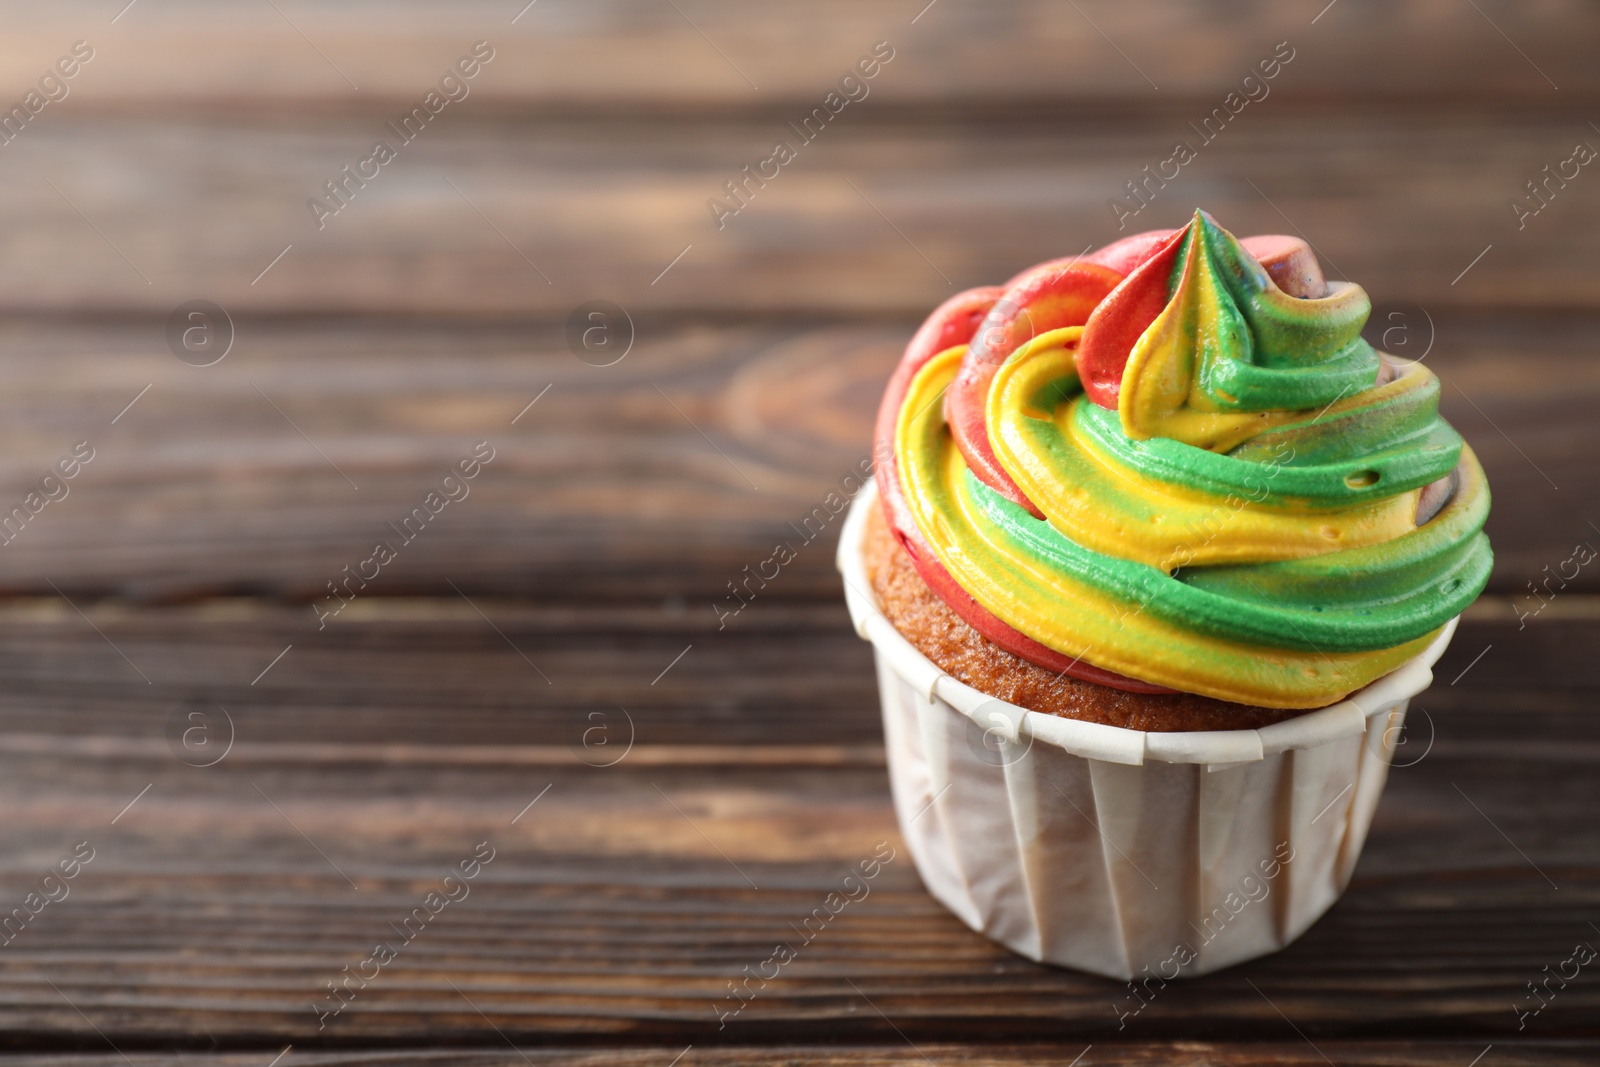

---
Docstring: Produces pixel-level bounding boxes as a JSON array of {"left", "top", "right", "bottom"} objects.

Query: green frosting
[
  {"left": 1079, "top": 369, "right": 1464, "bottom": 506},
  {"left": 969, "top": 466, "right": 1492, "bottom": 653},
  {"left": 1169, "top": 214, "right": 1380, "bottom": 412}
]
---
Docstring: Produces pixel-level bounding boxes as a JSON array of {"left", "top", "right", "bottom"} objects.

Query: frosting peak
[{"left": 1081, "top": 210, "right": 1380, "bottom": 451}]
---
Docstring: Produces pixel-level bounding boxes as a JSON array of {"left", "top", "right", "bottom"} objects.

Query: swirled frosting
[{"left": 875, "top": 210, "right": 1491, "bottom": 709}]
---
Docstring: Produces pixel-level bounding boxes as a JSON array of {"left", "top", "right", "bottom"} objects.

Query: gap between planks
[
  {"left": 0, "top": 595, "right": 1580, "bottom": 622},
  {"left": 0, "top": 734, "right": 886, "bottom": 768}
]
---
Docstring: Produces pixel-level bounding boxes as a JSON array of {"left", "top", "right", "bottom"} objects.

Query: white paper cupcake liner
[{"left": 837, "top": 478, "right": 1457, "bottom": 980}]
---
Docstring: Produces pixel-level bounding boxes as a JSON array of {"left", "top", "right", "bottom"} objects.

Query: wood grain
[
  {"left": 0, "top": 2, "right": 1591, "bottom": 1061},
  {"left": 0, "top": 601, "right": 880, "bottom": 747},
  {"left": 1, "top": 0, "right": 1595, "bottom": 112},
  {"left": 0, "top": 109, "right": 1594, "bottom": 316},
  {"left": 0, "top": 1045, "right": 1588, "bottom": 1066},
  {"left": 0, "top": 665, "right": 1592, "bottom": 1046},
  {"left": 0, "top": 603, "right": 1577, "bottom": 749},
  {"left": 0, "top": 314, "right": 1579, "bottom": 601}
]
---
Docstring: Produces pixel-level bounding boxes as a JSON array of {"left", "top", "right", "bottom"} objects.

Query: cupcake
[{"left": 838, "top": 210, "right": 1491, "bottom": 978}]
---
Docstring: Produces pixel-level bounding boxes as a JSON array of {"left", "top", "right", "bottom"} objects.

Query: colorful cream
[{"left": 876, "top": 210, "right": 1491, "bottom": 708}]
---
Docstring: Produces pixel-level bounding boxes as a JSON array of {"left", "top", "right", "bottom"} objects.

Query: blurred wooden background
[{"left": 0, "top": 1, "right": 1593, "bottom": 1063}]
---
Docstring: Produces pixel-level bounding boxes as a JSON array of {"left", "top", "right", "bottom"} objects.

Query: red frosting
[
  {"left": 943, "top": 262, "right": 1120, "bottom": 517},
  {"left": 1078, "top": 230, "right": 1331, "bottom": 408},
  {"left": 1076, "top": 229, "right": 1189, "bottom": 408}
]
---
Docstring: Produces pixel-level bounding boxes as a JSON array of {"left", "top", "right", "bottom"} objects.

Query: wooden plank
[
  {"left": 0, "top": 1044, "right": 1588, "bottom": 1066},
  {"left": 0, "top": 315, "right": 1582, "bottom": 601},
  {"left": 0, "top": 605, "right": 1574, "bottom": 750},
  {"left": 0, "top": 3, "right": 1587, "bottom": 1059},
  {"left": 0, "top": 617, "right": 1580, "bottom": 1043},
  {"left": 0, "top": 619, "right": 1588, "bottom": 1044},
  {"left": 0, "top": 601, "right": 882, "bottom": 748},
  {"left": 2, "top": 0, "right": 1595, "bottom": 113},
  {"left": 0, "top": 110, "right": 1595, "bottom": 316},
  {"left": 0, "top": 317, "right": 889, "bottom": 602}
]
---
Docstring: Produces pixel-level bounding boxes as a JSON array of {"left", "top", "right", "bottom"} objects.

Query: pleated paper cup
[{"left": 837, "top": 478, "right": 1457, "bottom": 980}]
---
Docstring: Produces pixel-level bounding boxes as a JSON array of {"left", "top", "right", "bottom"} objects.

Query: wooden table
[{"left": 0, "top": 2, "right": 1594, "bottom": 1063}]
